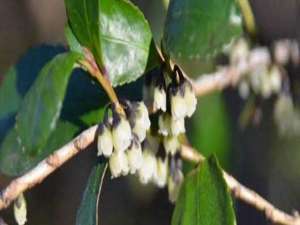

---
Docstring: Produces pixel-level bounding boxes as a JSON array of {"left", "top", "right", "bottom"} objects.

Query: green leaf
[
  {"left": 0, "top": 121, "right": 79, "bottom": 176},
  {"left": 65, "top": 25, "right": 85, "bottom": 56},
  {"left": 0, "top": 68, "right": 22, "bottom": 119},
  {"left": 163, "top": 0, "right": 242, "bottom": 69},
  {"left": 172, "top": 156, "right": 236, "bottom": 225},
  {"left": 15, "top": 52, "right": 80, "bottom": 155},
  {"left": 76, "top": 162, "right": 107, "bottom": 225},
  {"left": 65, "top": 0, "right": 152, "bottom": 87}
]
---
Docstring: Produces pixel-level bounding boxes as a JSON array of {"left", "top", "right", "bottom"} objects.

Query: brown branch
[
  {"left": 181, "top": 145, "right": 300, "bottom": 225},
  {"left": 0, "top": 125, "right": 97, "bottom": 210},
  {"left": 192, "top": 67, "right": 241, "bottom": 97},
  {"left": 0, "top": 124, "right": 299, "bottom": 225}
]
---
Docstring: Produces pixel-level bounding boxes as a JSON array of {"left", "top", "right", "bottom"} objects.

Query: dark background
[{"left": 0, "top": 0, "right": 300, "bottom": 224}]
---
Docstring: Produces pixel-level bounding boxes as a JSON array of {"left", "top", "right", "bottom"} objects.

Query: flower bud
[
  {"left": 138, "top": 149, "right": 157, "bottom": 184},
  {"left": 153, "top": 86, "right": 167, "bottom": 112},
  {"left": 170, "top": 85, "right": 187, "bottom": 120},
  {"left": 127, "top": 139, "right": 143, "bottom": 174},
  {"left": 14, "top": 193, "right": 27, "bottom": 225},
  {"left": 109, "top": 150, "right": 129, "bottom": 178},
  {"left": 168, "top": 169, "right": 184, "bottom": 203},
  {"left": 154, "top": 158, "right": 168, "bottom": 188},
  {"left": 163, "top": 135, "right": 180, "bottom": 156},
  {"left": 97, "top": 123, "right": 113, "bottom": 157},
  {"left": 183, "top": 82, "right": 197, "bottom": 117},
  {"left": 130, "top": 102, "right": 151, "bottom": 142},
  {"left": 158, "top": 113, "right": 171, "bottom": 136},
  {"left": 171, "top": 118, "right": 185, "bottom": 136},
  {"left": 269, "top": 65, "right": 282, "bottom": 93},
  {"left": 112, "top": 114, "right": 132, "bottom": 152}
]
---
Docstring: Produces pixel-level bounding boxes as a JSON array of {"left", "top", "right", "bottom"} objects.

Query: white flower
[
  {"left": 131, "top": 102, "right": 151, "bottom": 142},
  {"left": 230, "top": 38, "right": 249, "bottom": 65},
  {"left": 269, "top": 65, "right": 282, "bottom": 93},
  {"left": 138, "top": 149, "right": 157, "bottom": 184},
  {"left": 171, "top": 88, "right": 187, "bottom": 120},
  {"left": 184, "top": 82, "right": 197, "bottom": 117},
  {"left": 168, "top": 170, "right": 184, "bottom": 203},
  {"left": 154, "top": 158, "right": 168, "bottom": 188},
  {"left": 171, "top": 117, "right": 185, "bottom": 136},
  {"left": 158, "top": 113, "right": 171, "bottom": 136},
  {"left": 153, "top": 86, "right": 167, "bottom": 112},
  {"left": 97, "top": 123, "right": 113, "bottom": 157},
  {"left": 143, "top": 132, "right": 160, "bottom": 154},
  {"left": 127, "top": 141, "right": 143, "bottom": 174},
  {"left": 112, "top": 114, "right": 132, "bottom": 152},
  {"left": 238, "top": 80, "right": 250, "bottom": 99},
  {"left": 109, "top": 150, "right": 129, "bottom": 178},
  {"left": 14, "top": 193, "right": 27, "bottom": 225},
  {"left": 163, "top": 136, "right": 180, "bottom": 156}
]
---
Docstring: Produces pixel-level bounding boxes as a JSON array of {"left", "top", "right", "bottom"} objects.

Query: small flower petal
[
  {"left": 153, "top": 86, "right": 167, "bottom": 112},
  {"left": 138, "top": 149, "right": 157, "bottom": 184},
  {"left": 109, "top": 150, "right": 129, "bottom": 178},
  {"left": 158, "top": 113, "right": 172, "bottom": 136},
  {"left": 97, "top": 123, "right": 113, "bottom": 157},
  {"left": 154, "top": 158, "right": 168, "bottom": 188},
  {"left": 127, "top": 141, "right": 143, "bottom": 174},
  {"left": 163, "top": 136, "right": 180, "bottom": 156},
  {"left": 112, "top": 115, "right": 132, "bottom": 152}
]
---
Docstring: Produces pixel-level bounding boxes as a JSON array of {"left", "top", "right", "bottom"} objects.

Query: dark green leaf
[
  {"left": 65, "top": 0, "right": 152, "bottom": 87},
  {"left": 76, "top": 162, "right": 107, "bottom": 225},
  {"left": 0, "top": 121, "right": 79, "bottom": 176},
  {"left": 163, "top": 0, "right": 242, "bottom": 69},
  {"left": 172, "top": 156, "right": 236, "bottom": 225},
  {"left": 15, "top": 52, "right": 80, "bottom": 155},
  {"left": 65, "top": 25, "right": 85, "bottom": 56}
]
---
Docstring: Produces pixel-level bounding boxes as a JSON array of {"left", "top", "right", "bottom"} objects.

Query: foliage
[{"left": 0, "top": 0, "right": 247, "bottom": 224}]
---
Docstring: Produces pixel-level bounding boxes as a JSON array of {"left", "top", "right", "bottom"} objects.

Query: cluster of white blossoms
[
  {"left": 97, "top": 101, "right": 150, "bottom": 178},
  {"left": 230, "top": 39, "right": 282, "bottom": 99},
  {"left": 97, "top": 65, "right": 197, "bottom": 202},
  {"left": 143, "top": 65, "right": 197, "bottom": 201}
]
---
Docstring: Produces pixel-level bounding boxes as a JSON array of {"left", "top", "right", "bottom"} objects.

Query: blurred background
[{"left": 0, "top": 0, "right": 300, "bottom": 224}]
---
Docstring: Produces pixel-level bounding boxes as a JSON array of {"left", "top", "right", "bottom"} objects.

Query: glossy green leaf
[
  {"left": 163, "top": 0, "right": 242, "bottom": 68},
  {"left": 76, "top": 162, "right": 107, "bottom": 225},
  {"left": 65, "top": 0, "right": 152, "bottom": 87},
  {"left": 15, "top": 52, "right": 80, "bottom": 155},
  {"left": 0, "top": 121, "right": 79, "bottom": 176},
  {"left": 172, "top": 156, "right": 236, "bottom": 225},
  {"left": 65, "top": 25, "right": 85, "bottom": 56}
]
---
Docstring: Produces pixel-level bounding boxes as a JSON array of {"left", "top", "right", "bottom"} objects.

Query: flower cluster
[
  {"left": 142, "top": 65, "right": 197, "bottom": 201},
  {"left": 97, "top": 65, "right": 197, "bottom": 202},
  {"left": 97, "top": 101, "right": 150, "bottom": 178},
  {"left": 230, "top": 38, "right": 284, "bottom": 99}
]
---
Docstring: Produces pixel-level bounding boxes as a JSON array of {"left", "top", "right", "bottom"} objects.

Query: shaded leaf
[
  {"left": 172, "top": 156, "right": 236, "bottom": 225},
  {"left": 65, "top": 25, "right": 85, "bottom": 56},
  {"left": 163, "top": 0, "right": 242, "bottom": 69},
  {"left": 0, "top": 121, "right": 79, "bottom": 176},
  {"left": 76, "top": 161, "right": 107, "bottom": 225},
  {"left": 15, "top": 52, "right": 80, "bottom": 155},
  {"left": 65, "top": 0, "right": 152, "bottom": 86}
]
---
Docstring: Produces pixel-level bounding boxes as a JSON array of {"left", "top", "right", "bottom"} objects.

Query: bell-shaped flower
[
  {"left": 158, "top": 113, "right": 171, "bottom": 136},
  {"left": 127, "top": 139, "right": 143, "bottom": 174},
  {"left": 154, "top": 157, "right": 168, "bottom": 188},
  {"left": 138, "top": 149, "right": 157, "bottom": 184},
  {"left": 112, "top": 113, "right": 132, "bottom": 152},
  {"left": 163, "top": 135, "right": 180, "bottom": 156},
  {"left": 170, "top": 85, "right": 187, "bottom": 120},
  {"left": 171, "top": 117, "right": 185, "bottom": 136},
  {"left": 97, "top": 123, "right": 113, "bottom": 157},
  {"left": 183, "top": 82, "right": 197, "bottom": 117},
  {"left": 153, "top": 86, "right": 167, "bottom": 112},
  {"left": 109, "top": 150, "right": 129, "bottom": 178}
]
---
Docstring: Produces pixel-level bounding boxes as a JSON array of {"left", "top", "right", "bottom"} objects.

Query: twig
[
  {"left": 181, "top": 145, "right": 300, "bottom": 225},
  {"left": 0, "top": 125, "right": 299, "bottom": 225},
  {"left": 192, "top": 67, "right": 240, "bottom": 97},
  {"left": 0, "top": 125, "right": 98, "bottom": 210}
]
